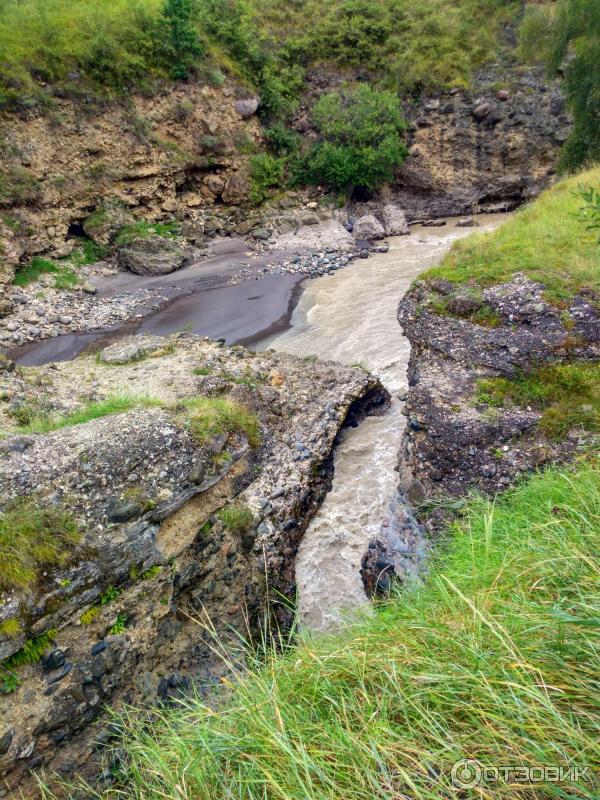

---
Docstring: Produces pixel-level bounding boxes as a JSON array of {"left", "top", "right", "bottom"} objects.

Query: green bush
[
  {"left": 162, "top": 0, "right": 203, "bottom": 79},
  {"left": 299, "top": 84, "right": 407, "bottom": 194},
  {"left": 249, "top": 152, "right": 285, "bottom": 204},
  {"left": 217, "top": 503, "right": 255, "bottom": 532}
]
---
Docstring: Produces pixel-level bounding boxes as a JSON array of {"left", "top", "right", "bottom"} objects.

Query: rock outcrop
[
  {"left": 397, "top": 275, "right": 599, "bottom": 527},
  {"left": 0, "top": 81, "right": 261, "bottom": 272},
  {"left": 395, "top": 66, "right": 571, "bottom": 219},
  {"left": 0, "top": 334, "right": 388, "bottom": 796}
]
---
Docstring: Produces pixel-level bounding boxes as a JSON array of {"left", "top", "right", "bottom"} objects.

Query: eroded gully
[{"left": 259, "top": 216, "right": 506, "bottom": 631}]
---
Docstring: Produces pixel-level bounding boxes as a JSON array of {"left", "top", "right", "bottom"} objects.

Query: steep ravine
[{"left": 261, "top": 216, "right": 507, "bottom": 630}]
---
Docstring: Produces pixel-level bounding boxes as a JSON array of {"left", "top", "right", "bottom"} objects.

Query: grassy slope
[
  {"left": 0, "top": 0, "right": 520, "bottom": 111},
  {"left": 60, "top": 460, "right": 600, "bottom": 800},
  {"left": 424, "top": 166, "right": 600, "bottom": 304}
]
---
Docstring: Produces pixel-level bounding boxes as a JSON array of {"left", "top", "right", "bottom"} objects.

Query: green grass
[
  {"left": 183, "top": 397, "right": 261, "bottom": 448},
  {"left": 4, "top": 395, "right": 162, "bottom": 436},
  {"left": 424, "top": 165, "right": 600, "bottom": 304},
  {"left": 0, "top": 499, "right": 80, "bottom": 591},
  {"left": 115, "top": 220, "right": 181, "bottom": 246},
  {"left": 13, "top": 256, "right": 80, "bottom": 288},
  {"left": 476, "top": 362, "right": 600, "bottom": 440},
  {"left": 57, "top": 461, "right": 600, "bottom": 799},
  {"left": 217, "top": 503, "right": 255, "bottom": 532}
]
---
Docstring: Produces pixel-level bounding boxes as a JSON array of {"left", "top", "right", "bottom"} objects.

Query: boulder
[
  {"left": 472, "top": 102, "right": 492, "bottom": 121},
  {"left": 99, "top": 335, "right": 170, "bottom": 365},
  {"left": 234, "top": 97, "right": 259, "bottom": 119},
  {"left": 382, "top": 204, "right": 409, "bottom": 236},
  {"left": 222, "top": 171, "right": 250, "bottom": 205},
  {"left": 117, "top": 236, "right": 199, "bottom": 276},
  {"left": 353, "top": 214, "right": 385, "bottom": 241},
  {"left": 446, "top": 294, "right": 482, "bottom": 316}
]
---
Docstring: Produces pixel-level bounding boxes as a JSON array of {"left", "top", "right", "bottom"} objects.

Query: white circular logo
[{"left": 451, "top": 759, "right": 482, "bottom": 789}]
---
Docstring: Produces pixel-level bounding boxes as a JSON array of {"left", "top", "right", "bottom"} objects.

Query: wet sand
[{"left": 10, "top": 238, "right": 303, "bottom": 366}]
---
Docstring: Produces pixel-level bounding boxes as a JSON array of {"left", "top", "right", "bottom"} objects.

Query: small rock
[
  {"left": 106, "top": 496, "right": 141, "bottom": 524},
  {"left": 473, "top": 102, "right": 492, "bottom": 120},
  {"left": 446, "top": 294, "right": 482, "bottom": 316},
  {"left": 234, "top": 97, "right": 260, "bottom": 119}
]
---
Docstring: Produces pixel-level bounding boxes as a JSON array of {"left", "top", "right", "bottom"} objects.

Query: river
[{"left": 260, "top": 216, "right": 506, "bottom": 631}]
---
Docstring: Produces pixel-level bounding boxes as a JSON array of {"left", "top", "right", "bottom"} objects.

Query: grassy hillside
[
  {"left": 51, "top": 460, "right": 600, "bottom": 799},
  {"left": 424, "top": 165, "right": 600, "bottom": 304},
  {"left": 0, "top": 0, "right": 521, "bottom": 114}
]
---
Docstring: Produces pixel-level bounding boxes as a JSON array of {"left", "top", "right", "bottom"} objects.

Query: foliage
[
  {"left": 249, "top": 153, "right": 284, "bottom": 204},
  {"left": 162, "top": 0, "right": 203, "bottom": 79},
  {"left": 109, "top": 613, "right": 128, "bottom": 635},
  {"left": 298, "top": 85, "right": 407, "bottom": 194},
  {"left": 0, "top": 500, "right": 80, "bottom": 591},
  {"left": 115, "top": 221, "right": 180, "bottom": 245},
  {"left": 183, "top": 397, "right": 261, "bottom": 448},
  {"left": 4, "top": 395, "right": 162, "bottom": 436},
  {"left": 424, "top": 165, "right": 600, "bottom": 304},
  {"left": 476, "top": 362, "right": 599, "bottom": 440},
  {"left": 217, "top": 503, "right": 255, "bottom": 532},
  {"left": 52, "top": 462, "right": 600, "bottom": 799},
  {"left": 0, "top": 618, "right": 21, "bottom": 638},
  {"left": 575, "top": 184, "right": 600, "bottom": 243},
  {"left": 68, "top": 238, "right": 109, "bottom": 266},
  {"left": 520, "top": 0, "right": 600, "bottom": 171},
  {"left": 13, "top": 256, "right": 80, "bottom": 288},
  {"left": 1, "top": 629, "right": 57, "bottom": 694}
]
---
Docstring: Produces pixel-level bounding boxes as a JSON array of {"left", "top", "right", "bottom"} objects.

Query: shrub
[
  {"left": 217, "top": 503, "right": 255, "bottom": 532},
  {"left": 0, "top": 500, "right": 80, "bottom": 591},
  {"left": 575, "top": 184, "right": 600, "bottom": 243},
  {"left": 249, "top": 153, "right": 284, "bottom": 204},
  {"left": 162, "top": 0, "right": 204, "bottom": 79},
  {"left": 299, "top": 84, "right": 407, "bottom": 194}
]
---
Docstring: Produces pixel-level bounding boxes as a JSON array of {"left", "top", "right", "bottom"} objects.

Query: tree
[
  {"left": 299, "top": 84, "right": 407, "bottom": 195},
  {"left": 162, "top": 0, "right": 203, "bottom": 80}
]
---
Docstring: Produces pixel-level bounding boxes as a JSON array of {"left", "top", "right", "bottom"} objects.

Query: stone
[
  {"left": 83, "top": 207, "right": 133, "bottom": 246},
  {"left": 117, "top": 236, "right": 199, "bottom": 276},
  {"left": 422, "top": 219, "right": 446, "bottom": 227},
  {"left": 382, "top": 204, "right": 409, "bottom": 236},
  {"left": 82, "top": 282, "right": 97, "bottom": 295},
  {"left": 252, "top": 228, "right": 271, "bottom": 241},
  {"left": 353, "top": 215, "right": 385, "bottom": 241},
  {"left": 456, "top": 217, "right": 479, "bottom": 228},
  {"left": 496, "top": 89, "right": 510, "bottom": 102},
  {"left": 205, "top": 175, "right": 225, "bottom": 196},
  {"left": 429, "top": 278, "right": 454, "bottom": 295},
  {"left": 42, "top": 649, "right": 66, "bottom": 672},
  {"left": 234, "top": 97, "right": 259, "bottom": 119},
  {"left": 473, "top": 102, "right": 492, "bottom": 121},
  {"left": 0, "top": 729, "right": 13, "bottom": 755},
  {"left": 446, "top": 294, "right": 482, "bottom": 316},
  {"left": 106, "top": 496, "right": 142, "bottom": 524},
  {"left": 99, "top": 336, "right": 170, "bottom": 365},
  {"left": 481, "top": 463, "right": 497, "bottom": 478},
  {"left": 222, "top": 171, "right": 250, "bottom": 205}
]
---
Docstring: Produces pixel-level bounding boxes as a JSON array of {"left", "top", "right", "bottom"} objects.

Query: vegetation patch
[
  {"left": 183, "top": 397, "right": 261, "bottom": 448},
  {"left": 476, "top": 362, "right": 600, "bottom": 440},
  {"left": 5, "top": 395, "right": 163, "bottom": 436},
  {"left": 66, "top": 461, "right": 600, "bottom": 799},
  {"left": 115, "top": 220, "right": 181, "bottom": 246},
  {"left": 14, "top": 256, "right": 80, "bottom": 289},
  {"left": 1, "top": 629, "right": 56, "bottom": 694},
  {"left": 217, "top": 503, "right": 255, "bottom": 532},
  {"left": 424, "top": 166, "right": 600, "bottom": 305},
  {"left": 0, "top": 499, "right": 80, "bottom": 592}
]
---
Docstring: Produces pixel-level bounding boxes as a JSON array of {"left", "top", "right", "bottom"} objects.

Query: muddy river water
[{"left": 260, "top": 216, "right": 506, "bottom": 631}]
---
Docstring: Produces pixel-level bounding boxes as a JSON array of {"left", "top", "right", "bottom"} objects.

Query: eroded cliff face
[
  {"left": 0, "top": 335, "right": 387, "bottom": 796},
  {"left": 0, "top": 82, "right": 260, "bottom": 277},
  {"left": 397, "top": 275, "right": 599, "bottom": 530},
  {"left": 395, "top": 66, "right": 570, "bottom": 219}
]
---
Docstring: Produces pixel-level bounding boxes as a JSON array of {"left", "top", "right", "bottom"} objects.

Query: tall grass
[
  {"left": 425, "top": 165, "right": 600, "bottom": 303},
  {"left": 53, "top": 461, "right": 600, "bottom": 799}
]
